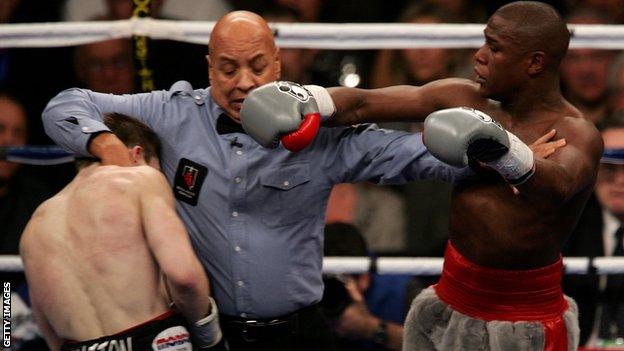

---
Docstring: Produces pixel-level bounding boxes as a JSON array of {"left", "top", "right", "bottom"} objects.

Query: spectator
[
  {"left": 235, "top": 0, "right": 402, "bottom": 88},
  {"left": 0, "top": 92, "right": 50, "bottom": 258},
  {"left": 102, "top": 0, "right": 164, "bottom": 19},
  {"left": 563, "top": 114, "right": 624, "bottom": 347},
  {"left": 0, "top": 0, "right": 21, "bottom": 23},
  {"left": 0, "top": 93, "right": 51, "bottom": 351},
  {"left": 1, "top": 0, "right": 74, "bottom": 145},
  {"left": 608, "top": 52, "right": 624, "bottom": 114},
  {"left": 325, "top": 183, "right": 407, "bottom": 254},
  {"left": 578, "top": 0, "right": 624, "bottom": 23},
  {"left": 272, "top": 0, "right": 322, "bottom": 23},
  {"left": 560, "top": 7, "right": 617, "bottom": 124},
  {"left": 370, "top": 3, "right": 464, "bottom": 91},
  {"left": 0, "top": 0, "right": 21, "bottom": 82},
  {"left": 74, "top": 38, "right": 137, "bottom": 94},
  {"left": 64, "top": 0, "right": 231, "bottom": 21},
  {"left": 323, "top": 223, "right": 410, "bottom": 351},
  {"left": 244, "top": 0, "right": 406, "bottom": 23},
  {"left": 262, "top": 6, "right": 315, "bottom": 84},
  {"left": 424, "top": 0, "right": 487, "bottom": 23},
  {"left": 69, "top": 0, "right": 208, "bottom": 90}
]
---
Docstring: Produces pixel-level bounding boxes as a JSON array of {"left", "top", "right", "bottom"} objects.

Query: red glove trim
[{"left": 281, "top": 112, "right": 321, "bottom": 152}]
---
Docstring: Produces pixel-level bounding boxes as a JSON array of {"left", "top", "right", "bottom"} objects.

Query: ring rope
[
  {"left": 0, "top": 146, "right": 74, "bottom": 165},
  {"left": 323, "top": 257, "right": 624, "bottom": 275},
  {"left": 1, "top": 20, "right": 624, "bottom": 49},
  {"left": 2, "top": 256, "right": 623, "bottom": 274}
]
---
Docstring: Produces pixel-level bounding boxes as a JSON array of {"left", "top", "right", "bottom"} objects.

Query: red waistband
[
  {"left": 64, "top": 310, "right": 177, "bottom": 344},
  {"left": 434, "top": 241, "right": 567, "bottom": 321}
]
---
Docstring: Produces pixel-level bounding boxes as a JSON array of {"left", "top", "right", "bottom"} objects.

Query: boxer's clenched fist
[
  {"left": 423, "top": 107, "right": 535, "bottom": 186},
  {"left": 240, "top": 81, "right": 321, "bottom": 152}
]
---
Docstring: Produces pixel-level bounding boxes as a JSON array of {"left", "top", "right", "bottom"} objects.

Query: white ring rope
[
  {"left": 1, "top": 19, "right": 624, "bottom": 49},
  {"left": 329, "top": 257, "right": 624, "bottom": 275},
  {"left": 323, "top": 257, "right": 624, "bottom": 275},
  {"left": 2, "top": 256, "right": 623, "bottom": 275}
]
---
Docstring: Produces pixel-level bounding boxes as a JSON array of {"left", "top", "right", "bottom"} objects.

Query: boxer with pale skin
[
  {"left": 241, "top": 2, "right": 602, "bottom": 350},
  {"left": 20, "top": 114, "right": 221, "bottom": 351}
]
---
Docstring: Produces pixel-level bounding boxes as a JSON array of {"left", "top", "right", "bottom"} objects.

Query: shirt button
[
  {"left": 237, "top": 280, "right": 244, "bottom": 287},
  {"left": 234, "top": 177, "right": 242, "bottom": 183},
  {"left": 235, "top": 246, "right": 241, "bottom": 252},
  {"left": 232, "top": 211, "right": 239, "bottom": 217},
  {"left": 283, "top": 181, "right": 290, "bottom": 187},
  {"left": 81, "top": 127, "right": 90, "bottom": 132},
  {"left": 236, "top": 150, "right": 243, "bottom": 156}
]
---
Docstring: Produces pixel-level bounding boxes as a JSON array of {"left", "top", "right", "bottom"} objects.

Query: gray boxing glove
[
  {"left": 240, "top": 81, "right": 321, "bottom": 152},
  {"left": 423, "top": 107, "right": 535, "bottom": 185}
]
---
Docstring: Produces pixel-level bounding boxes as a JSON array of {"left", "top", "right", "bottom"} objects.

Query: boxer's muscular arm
[
  {"left": 326, "top": 78, "right": 475, "bottom": 126},
  {"left": 517, "top": 118, "right": 603, "bottom": 202},
  {"left": 139, "top": 168, "right": 212, "bottom": 323}
]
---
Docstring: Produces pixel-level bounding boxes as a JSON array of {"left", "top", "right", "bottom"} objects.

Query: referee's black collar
[{"left": 216, "top": 113, "right": 246, "bottom": 135}]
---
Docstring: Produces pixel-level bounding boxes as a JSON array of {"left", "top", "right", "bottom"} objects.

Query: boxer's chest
[{"left": 482, "top": 108, "right": 559, "bottom": 144}]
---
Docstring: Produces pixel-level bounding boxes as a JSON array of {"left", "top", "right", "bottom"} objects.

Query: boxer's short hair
[{"left": 103, "top": 113, "right": 161, "bottom": 162}]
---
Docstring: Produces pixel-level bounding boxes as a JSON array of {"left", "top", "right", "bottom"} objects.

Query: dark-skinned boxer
[{"left": 240, "top": 2, "right": 602, "bottom": 350}]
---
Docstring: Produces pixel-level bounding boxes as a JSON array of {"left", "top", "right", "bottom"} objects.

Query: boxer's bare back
[{"left": 21, "top": 164, "right": 179, "bottom": 343}]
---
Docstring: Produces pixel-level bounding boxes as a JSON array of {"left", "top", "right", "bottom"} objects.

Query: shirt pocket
[{"left": 259, "top": 162, "right": 314, "bottom": 227}]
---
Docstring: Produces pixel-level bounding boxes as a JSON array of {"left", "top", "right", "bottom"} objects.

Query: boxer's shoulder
[
  {"left": 551, "top": 115, "right": 601, "bottom": 148},
  {"left": 75, "top": 165, "right": 160, "bottom": 198},
  {"left": 423, "top": 78, "right": 483, "bottom": 106}
]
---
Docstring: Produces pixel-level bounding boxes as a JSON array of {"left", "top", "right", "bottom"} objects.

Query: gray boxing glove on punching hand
[
  {"left": 423, "top": 107, "right": 535, "bottom": 186},
  {"left": 241, "top": 81, "right": 331, "bottom": 152}
]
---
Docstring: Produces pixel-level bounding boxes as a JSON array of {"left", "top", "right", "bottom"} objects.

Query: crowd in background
[{"left": 2, "top": 0, "right": 624, "bottom": 349}]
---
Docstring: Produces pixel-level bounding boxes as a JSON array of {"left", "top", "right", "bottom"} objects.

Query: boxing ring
[{"left": 2, "top": 19, "right": 624, "bottom": 276}]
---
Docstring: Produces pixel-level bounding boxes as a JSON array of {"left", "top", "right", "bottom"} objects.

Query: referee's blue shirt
[{"left": 42, "top": 82, "right": 470, "bottom": 318}]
